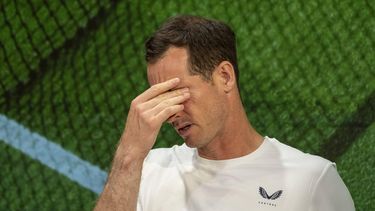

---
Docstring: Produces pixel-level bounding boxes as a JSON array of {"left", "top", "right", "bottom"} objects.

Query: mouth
[
  {"left": 176, "top": 123, "right": 193, "bottom": 137},
  {"left": 178, "top": 124, "right": 191, "bottom": 132}
]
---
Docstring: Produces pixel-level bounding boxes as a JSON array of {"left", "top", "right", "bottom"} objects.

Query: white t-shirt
[{"left": 137, "top": 137, "right": 355, "bottom": 211}]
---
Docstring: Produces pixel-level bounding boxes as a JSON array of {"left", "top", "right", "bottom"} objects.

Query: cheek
[
  {"left": 182, "top": 96, "right": 194, "bottom": 115},
  {"left": 181, "top": 91, "right": 202, "bottom": 117},
  {"left": 184, "top": 78, "right": 223, "bottom": 107},
  {"left": 185, "top": 90, "right": 221, "bottom": 120}
]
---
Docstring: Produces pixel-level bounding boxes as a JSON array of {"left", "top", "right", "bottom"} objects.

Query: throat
[{"left": 197, "top": 125, "right": 264, "bottom": 160}]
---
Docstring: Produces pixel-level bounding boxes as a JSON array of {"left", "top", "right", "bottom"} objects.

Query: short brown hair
[{"left": 145, "top": 15, "right": 239, "bottom": 86}]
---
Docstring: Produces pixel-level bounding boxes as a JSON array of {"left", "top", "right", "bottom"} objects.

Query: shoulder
[
  {"left": 266, "top": 137, "right": 355, "bottom": 209},
  {"left": 265, "top": 136, "right": 334, "bottom": 175},
  {"left": 140, "top": 144, "right": 194, "bottom": 179},
  {"left": 143, "top": 143, "right": 195, "bottom": 167}
]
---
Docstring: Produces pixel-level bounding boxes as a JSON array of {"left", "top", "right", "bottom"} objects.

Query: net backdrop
[{"left": 0, "top": 0, "right": 374, "bottom": 210}]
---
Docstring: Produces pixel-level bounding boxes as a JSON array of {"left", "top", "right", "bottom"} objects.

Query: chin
[
  {"left": 183, "top": 137, "right": 200, "bottom": 148},
  {"left": 183, "top": 139, "right": 196, "bottom": 148},
  {"left": 183, "top": 136, "right": 207, "bottom": 149}
]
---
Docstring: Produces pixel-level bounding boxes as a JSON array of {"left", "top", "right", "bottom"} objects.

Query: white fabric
[{"left": 137, "top": 137, "right": 355, "bottom": 211}]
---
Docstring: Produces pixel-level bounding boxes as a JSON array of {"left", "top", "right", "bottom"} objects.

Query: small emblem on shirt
[
  {"left": 258, "top": 187, "right": 283, "bottom": 207},
  {"left": 259, "top": 187, "right": 283, "bottom": 200}
]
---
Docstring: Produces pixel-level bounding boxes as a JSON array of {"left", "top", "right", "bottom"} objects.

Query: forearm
[
  {"left": 95, "top": 148, "right": 145, "bottom": 211},
  {"left": 95, "top": 78, "right": 188, "bottom": 210}
]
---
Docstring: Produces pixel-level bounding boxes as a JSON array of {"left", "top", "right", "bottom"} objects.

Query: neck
[{"left": 197, "top": 97, "right": 264, "bottom": 160}]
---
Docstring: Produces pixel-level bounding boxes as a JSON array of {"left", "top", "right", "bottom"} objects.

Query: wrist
[
  {"left": 119, "top": 132, "right": 152, "bottom": 160},
  {"left": 112, "top": 147, "right": 146, "bottom": 172}
]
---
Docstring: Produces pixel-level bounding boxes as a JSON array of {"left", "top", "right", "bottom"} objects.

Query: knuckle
[
  {"left": 134, "top": 104, "right": 143, "bottom": 113},
  {"left": 131, "top": 98, "right": 139, "bottom": 107}
]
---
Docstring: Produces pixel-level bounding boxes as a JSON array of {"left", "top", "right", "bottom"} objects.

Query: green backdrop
[{"left": 0, "top": 0, "right": 374, "bottom": 210}]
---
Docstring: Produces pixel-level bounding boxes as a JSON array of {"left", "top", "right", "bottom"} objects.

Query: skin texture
[{"left": 94, "top": 47, "right": 263, "bottom": 210}]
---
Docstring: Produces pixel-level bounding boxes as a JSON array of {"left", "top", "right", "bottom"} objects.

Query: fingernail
[{"left": 182, "top": 87, "right": 189, "bottom": 92}]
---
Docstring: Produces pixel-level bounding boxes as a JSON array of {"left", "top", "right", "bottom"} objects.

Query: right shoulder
[{"left": 142, "top": 143, "right": 195, "bottom": 170}]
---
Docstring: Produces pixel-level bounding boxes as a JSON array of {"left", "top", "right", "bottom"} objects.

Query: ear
[{"left": 213, "top": 61, "right": 236, "bottom": 93}]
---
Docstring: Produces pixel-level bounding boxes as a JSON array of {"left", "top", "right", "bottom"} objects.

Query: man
[{"left": 95, "top": 15, "right": 355, "bottom": 211}]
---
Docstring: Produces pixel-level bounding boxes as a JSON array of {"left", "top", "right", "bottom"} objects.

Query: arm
[
  {"left": 309, "top": 163, "right": 355, "bottom": 211},
  {"left": 95, "top": 146, "right": 144, "bottom": 211},
  {"left": 95, "top": 78, "right": 190, "bottom": 211}
]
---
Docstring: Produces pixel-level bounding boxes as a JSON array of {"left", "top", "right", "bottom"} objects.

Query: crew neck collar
[{"left": 192, "top": 136, "right": 270, "bottom": 166}]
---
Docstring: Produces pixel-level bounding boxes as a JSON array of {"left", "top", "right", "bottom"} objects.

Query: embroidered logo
[{"left": 259, "top": 187, "right": 283, "bottom": 200}]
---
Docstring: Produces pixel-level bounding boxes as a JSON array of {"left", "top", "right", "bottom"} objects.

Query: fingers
[
  {"left": 146, "top": 92, "right": 190, "bottom": 116},
  {"left": 141, "top": 87, "right": 189, "bottom": 110},
  {"left": 134, "top": 78, "right": 180, "bottom": 103},
  {"left": 154, "top": 104, "right": 185, "bottom": 123},
  {"left": 130, "top": 78, "right": 189, "bottom": 131}
]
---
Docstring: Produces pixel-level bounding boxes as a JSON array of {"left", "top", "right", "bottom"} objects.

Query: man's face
[{"left": 147, "top": 47, "right": 227, "bottom": 148}]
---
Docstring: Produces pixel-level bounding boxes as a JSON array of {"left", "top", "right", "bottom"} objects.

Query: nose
[{"left": 167, "top": 111, "right": 183, "bottom": 125}]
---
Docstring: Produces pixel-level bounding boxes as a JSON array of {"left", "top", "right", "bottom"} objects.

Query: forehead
[{"left": 147, "top": 47, "right": 189, "bottom": 86}]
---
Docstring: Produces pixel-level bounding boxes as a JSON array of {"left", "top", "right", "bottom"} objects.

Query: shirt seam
[{"left": 307, "top": 162, "right": 335, "bottom": 211}]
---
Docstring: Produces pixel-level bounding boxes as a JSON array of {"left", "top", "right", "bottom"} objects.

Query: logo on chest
[{"left": 258, "top": 187, "right": 283, "bottom": 207}]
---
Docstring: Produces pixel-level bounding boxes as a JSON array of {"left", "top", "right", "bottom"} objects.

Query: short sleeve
[{"left": 309, "top": 163, "right": 355, "bottom": 211}]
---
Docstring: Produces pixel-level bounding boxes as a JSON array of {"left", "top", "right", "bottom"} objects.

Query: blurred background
[{"left": 0, "top": 0, "right": 374, "bottom": 210}]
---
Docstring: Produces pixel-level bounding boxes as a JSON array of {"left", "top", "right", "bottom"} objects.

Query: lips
[
  {"left": 178, "top": 124, "right": 191, "bottom": 133},
  {"left": 174, "top": 122, "right": 193, "bottom": 137}
]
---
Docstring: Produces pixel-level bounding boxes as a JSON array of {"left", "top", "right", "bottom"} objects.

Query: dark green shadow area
[
  {"left": 0, "top": 0, "right": 112, "bottom": 101},
  {"left": 319, "top": 91, "right": 375, "bottom": 161},
  {"left": 335, "top": 122, "right": 375, "bottom": 211},
  {"left": 1, "top": 1, "right": 116, "bottom": 105},
  {"left": 0, "top": 141, "right": 97, "bottom": 211}
]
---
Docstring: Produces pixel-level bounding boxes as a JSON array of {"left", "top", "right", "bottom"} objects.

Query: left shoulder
[
  {"left": 266, "top": 136, "right": 334, "bottom": 174},
  {"left": 265, "top": 137, "right": 355, "bottom": 210}
]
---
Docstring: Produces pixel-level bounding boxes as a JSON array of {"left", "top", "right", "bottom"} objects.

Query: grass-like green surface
[
  {"left": 336, "top": 123, "right": 375, "bottom": 211},
  {"left": 0, "top": 140, "right": 97, "bottom": 210},
  {"left": 0, "top": 0, "right": 111, "bottom": 102},
  {"left": 0, "top": 0, "right": 374, "bottom": 210}
]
